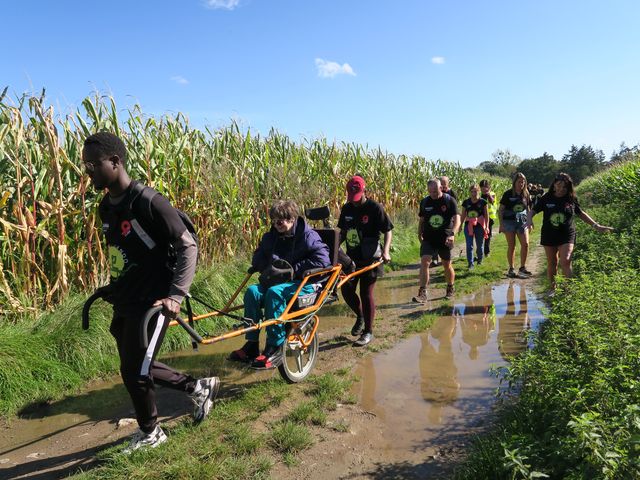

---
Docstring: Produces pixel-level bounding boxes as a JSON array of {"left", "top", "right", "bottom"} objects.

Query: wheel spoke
[{"left": 295, "top": 350, "right": 304, "bottom": 373}]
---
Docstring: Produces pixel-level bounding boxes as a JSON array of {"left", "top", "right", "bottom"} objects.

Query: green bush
[{"left": 457, "top": 158, "right": 640, "bottom": 479}]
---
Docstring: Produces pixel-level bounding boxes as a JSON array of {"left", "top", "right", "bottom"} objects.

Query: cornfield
[{"left": 0, "top": 90, "right": 509, "bottom": 318}]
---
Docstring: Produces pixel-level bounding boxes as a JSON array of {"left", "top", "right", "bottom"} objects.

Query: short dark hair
[
  {"left": 83, "top": 131, "right": 127, "bottom": 165},
  {"left": 269, "top": 200, "right": 299, "bottom": 220},
  {"left": 479, "top": 179, "right": 490, "bottom": 188}
]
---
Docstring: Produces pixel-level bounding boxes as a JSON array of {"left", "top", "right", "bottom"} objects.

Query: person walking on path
[
  {"left": 499, "top": 172, "right": 533, "bottom": 279},
  {"left": 229, "top": 200, "right": 331, "bottom": 368},
  {"left": 432, "top": 176, "right": 458, "bottom": 267},
  {"left": 413, "top": 178, "right": 461, "bottom": 303},
  {"left": 460, "top": 183, "right": 490, "bottom": 270},
  {"left": 338, "top": 176, "right": 393, "bottom": 347},
  {"left": 480, "top": 179, "right": 497, "bottom": 257},
  {"left": 83, "top": 132, "right": 219, "bottom": 454},
  {"left": 526, "top": 172, "right": 613, "bottom": 289}
]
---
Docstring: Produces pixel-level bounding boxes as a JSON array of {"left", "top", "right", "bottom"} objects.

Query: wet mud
[{"left": 349, "top": 281, "right": 544, "bottom": 478}]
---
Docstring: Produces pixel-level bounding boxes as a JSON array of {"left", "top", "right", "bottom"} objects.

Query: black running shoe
[{"left": 519, "top": 266, "right": 532, "bottom": 277}]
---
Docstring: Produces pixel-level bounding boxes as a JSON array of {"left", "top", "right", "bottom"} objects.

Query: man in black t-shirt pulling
[
  {"left": 413, "top": 178, "right": 461, "bottom": 303},
  {"left": 83, "top": 132, "right": 219, "bottom": 454}
]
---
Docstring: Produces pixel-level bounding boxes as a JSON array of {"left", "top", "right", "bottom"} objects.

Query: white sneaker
[
  {"left": 122, "top": 426, "right": 167, "bottom": 454},
  {"left": 190, "top": 376, "right": 220, "bottom": 423}
]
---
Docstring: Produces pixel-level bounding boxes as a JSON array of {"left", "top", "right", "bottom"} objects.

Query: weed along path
[{"left": 0, "top": 247, "right": 546, "bottom": 479}]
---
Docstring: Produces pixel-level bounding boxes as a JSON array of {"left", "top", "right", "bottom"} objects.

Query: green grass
[
  {"left": 71, "top": 379, "right": 289, "bottom": 479},
  {"left": 68, "top": 371, "right": 355, "bottom": 479},
  {"left": 404, "top": 312, "right": 441, "bottom": 334},
  {"left": 0, "top": 260, "right": 247, "bottom": 417},
  {"left": 269, "top": 420, "right": 314, "bottom": 454}
]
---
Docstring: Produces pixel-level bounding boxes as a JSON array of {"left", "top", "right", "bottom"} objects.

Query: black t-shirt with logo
[
  {"left": 419, "top": 194, "right": 459, "bottom": 243},
  {"left": 461, "top": 198, "right": 487, "bottom": 221},
  {"left": 98, "top": 182, "right": 187, "bottom": 313},
  {"left": 533, "top": 192, "right": 583, "bottom": 245},
  {"left": 499, "top": 190, "right": 530, "bottom": 219},
  {"left": 443, "top": 188, "right": 458, "bottom": 201},
  {"left": 338, "top": 199, "right": 394, "bottom": 264}
]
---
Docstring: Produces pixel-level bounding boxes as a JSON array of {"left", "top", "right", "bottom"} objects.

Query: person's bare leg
[
  {"left": 442, "top": 259, "right": 455, "bottom": 285},
  {"left": 558, "top": 243, "right": 575, "bottom": 278},
  {"left": 517, "top": 230, "right": 529, "bottom": 268},
  {"left": 420, "top": 255, "right": 432, "bottom": 288},
  {"left": 544, "top": 245, "right": 559, "bottom": 288},
  {"left": 505, "top": 232, "right": 516, "bottom": 268}
]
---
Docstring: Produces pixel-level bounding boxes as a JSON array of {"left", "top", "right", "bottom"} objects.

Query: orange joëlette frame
[{"left": 168, "top": 260, "right": 383, "bottom": 345}]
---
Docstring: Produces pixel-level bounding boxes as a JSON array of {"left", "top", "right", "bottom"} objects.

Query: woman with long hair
[
  {"left": 526, "top": 172, "right": 613, "bottom": 289},
  {"left": 498, "top": 172, "right": 532, "bottom": 278}
]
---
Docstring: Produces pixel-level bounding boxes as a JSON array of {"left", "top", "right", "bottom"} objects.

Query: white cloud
[
  {"left": 431, "top": 56, "right": 446, "bottom": 65},
  {"left": 204, "top": 0, "right": 240, "bottom": 10},
  {"left": 315, "top": 58, "right": 356, "bottom": 78},
  {"left": 170, "top": 75, "right": 189, "bottom": 85}
]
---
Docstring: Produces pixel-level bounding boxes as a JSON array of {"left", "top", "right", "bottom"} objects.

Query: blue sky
[{"left": 4, "top": 0, "right": 640, "bottom": 167}]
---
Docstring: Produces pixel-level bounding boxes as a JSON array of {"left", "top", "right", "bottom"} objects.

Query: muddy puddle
[{"left": 351, "top": 280, "right": 545, "bottom": 473}]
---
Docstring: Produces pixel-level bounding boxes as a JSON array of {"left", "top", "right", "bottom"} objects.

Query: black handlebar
[
  {"left": 82, "top": 290, "right": 204, "bottom": 348},
  {"left": 82, "top": 290, "right": 105, "bottom": 330},
  {"left": 140, "top": 306, "right": 203, "bottom": 349}
]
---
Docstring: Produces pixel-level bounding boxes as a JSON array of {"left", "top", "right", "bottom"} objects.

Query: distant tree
[
  {"left": 478, "top": 160, "right": 504, "bottom": 177},
  {"left": 492, "top": 149, "right": 522, "bottom": 167},
  {"left": 610, "top": 142, "right": 640, "bottom": 164},
  {"left": 518, "top": 153, "right": 559, "bottom": 186},
  {"left": 478, "top": 149, "right": 522, "bottom": 178},
  {"left": 560, "top": 145, "right": 605, "bottom": 184}
]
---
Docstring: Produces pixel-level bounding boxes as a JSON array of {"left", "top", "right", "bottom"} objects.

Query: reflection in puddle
[{"left": 355, "top": 281, "right": 545, "bottom": 453}]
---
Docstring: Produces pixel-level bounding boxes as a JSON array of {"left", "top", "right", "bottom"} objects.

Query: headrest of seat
[
  {"left": 314, "top": 228, "right": 340, "bottom": 266},
  {"left": 305, "top": 206, "right": 330, "bottom": 222}
]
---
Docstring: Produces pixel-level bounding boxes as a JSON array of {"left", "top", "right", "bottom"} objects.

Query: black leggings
[
  {"left": 340, "top": 272, "right": 377, "bottom": 334},
  {"left": 484, "top": 218, "right": 495, "bottom": 255},
  {"left": 111, "top": 310, "right": 197, "bottom": 433}
]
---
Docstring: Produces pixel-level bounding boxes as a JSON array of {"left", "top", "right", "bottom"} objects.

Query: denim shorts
[{"left": 502, "top": 218, "right": 526, "bottom": 234}]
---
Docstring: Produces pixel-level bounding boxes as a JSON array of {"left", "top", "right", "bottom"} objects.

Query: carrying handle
[
  {"left": 82, "top": 290, "right": 106, "bottom": 330},
  {"left": 140, "top": 305, "right": 203, "bottom": 348}
]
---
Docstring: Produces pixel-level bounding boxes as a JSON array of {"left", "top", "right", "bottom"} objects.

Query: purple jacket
[{"left": 252, "top": 216, "right": 331, "bottom": 279}]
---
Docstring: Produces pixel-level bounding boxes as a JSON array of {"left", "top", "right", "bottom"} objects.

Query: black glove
[
  {"left": 338, "top": 248, "right": 356, "bottom": 274},
  {"left": 258, "top": 259, "right": 294, "bottom": 288},
  {"left": 247, "top": 265, "right": 258, "bottom": 274}
]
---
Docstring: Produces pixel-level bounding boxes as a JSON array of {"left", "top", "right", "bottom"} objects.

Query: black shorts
[
  {"left": 420, "top": 240, "right": 452, "bottom": 261},
  {"left": 540, "top": 229, "right": 576, "bottom": 246}
]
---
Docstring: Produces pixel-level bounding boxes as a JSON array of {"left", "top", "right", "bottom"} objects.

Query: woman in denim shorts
[{"left": 498, "top": 172, "right": 532, "bottom": 278}]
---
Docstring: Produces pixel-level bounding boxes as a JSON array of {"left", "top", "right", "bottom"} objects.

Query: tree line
[{"left": 476, "top": 143, "right": 640, "bottom": 185}]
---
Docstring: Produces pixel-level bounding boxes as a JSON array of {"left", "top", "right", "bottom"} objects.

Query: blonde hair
[{"left": 511, "top": 172, "right": 530, "bottom": 202}]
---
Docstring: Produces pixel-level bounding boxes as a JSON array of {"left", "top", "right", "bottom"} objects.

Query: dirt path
[
  {"left": 271, "top": 247, "right": 546, "bottom": 479},
  {"left": 0, "top": 247, "right": 546, "bottom": 480}
]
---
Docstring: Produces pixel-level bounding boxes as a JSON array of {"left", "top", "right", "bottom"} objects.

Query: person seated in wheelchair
[{"left": 229, "top": 200, "right": 331, "bottom": 369}]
